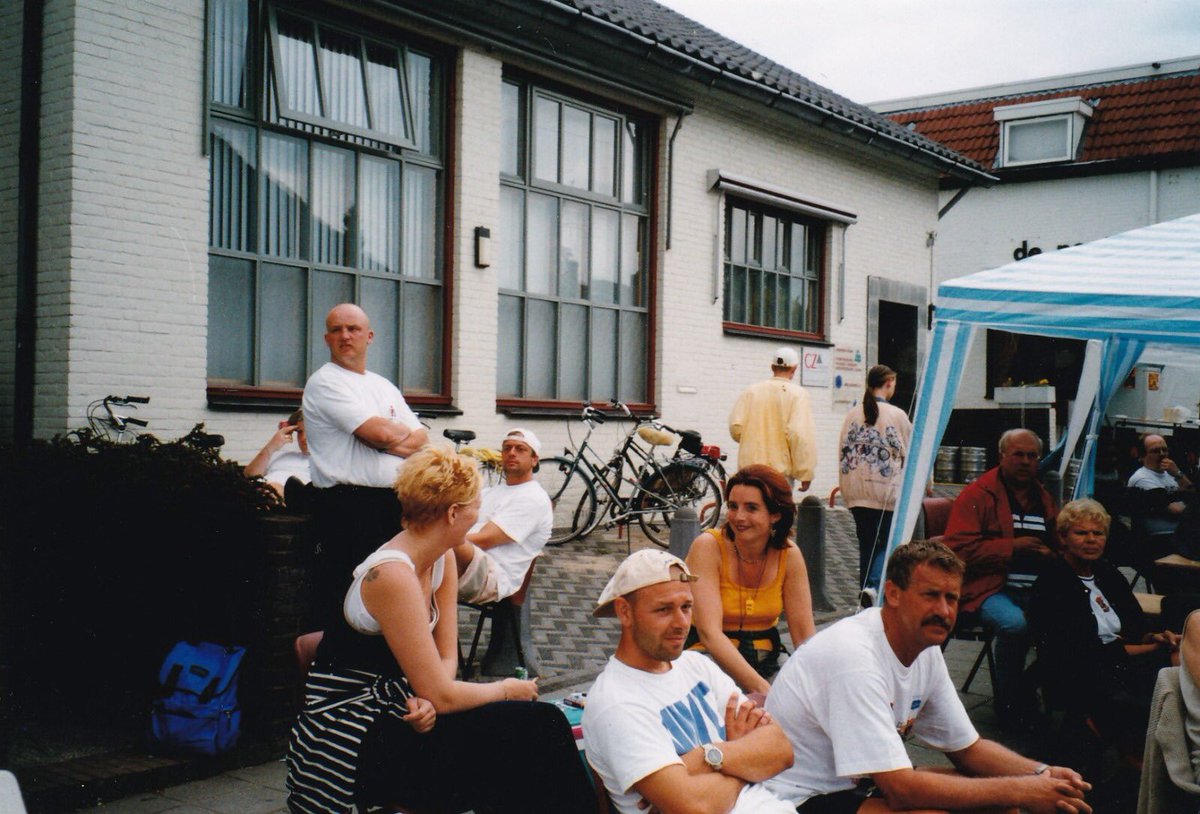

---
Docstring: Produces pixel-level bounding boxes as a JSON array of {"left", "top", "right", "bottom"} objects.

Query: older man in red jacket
[{"left": 944, "top": 428, "right": 1058, "bottom": 729}]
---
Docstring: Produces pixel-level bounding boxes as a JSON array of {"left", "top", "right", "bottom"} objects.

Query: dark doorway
[{"left": 877, "top": 300, "right": 919, "bottom": 413}]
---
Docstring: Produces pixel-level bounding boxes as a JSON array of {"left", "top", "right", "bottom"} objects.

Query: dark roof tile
[{"left": 559, "top": 0, "right": 984, "bottom": 173}]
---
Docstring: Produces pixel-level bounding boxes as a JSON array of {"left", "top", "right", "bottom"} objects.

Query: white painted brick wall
[
  {"left": 37, "top": 0, "right": 211, "bottom": 441},
  {"left": 15, "top": 3, "right": 947, "bottom": 502}
]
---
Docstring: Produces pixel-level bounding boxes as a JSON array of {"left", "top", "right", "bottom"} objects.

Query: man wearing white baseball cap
[
  {"left": 453, "top": 427, "right": 552, "bottom": 604},
  {"left": 728, "top": 346, "right": 817, "bottom": 491},
  {"left": 583, "top": 549, "right": 795, "bottom": 814}
]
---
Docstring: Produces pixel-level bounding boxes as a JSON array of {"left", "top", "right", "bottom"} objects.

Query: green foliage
[{"left": 0, "top": 425, "right": 282, "bottom": 728}]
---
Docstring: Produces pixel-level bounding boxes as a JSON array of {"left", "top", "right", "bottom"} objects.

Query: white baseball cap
[
  {"left": 773, "top": 347, "right": 799, "bottom": 368},
  {"left": 503, "top": 427, "right": 542, "bottom": 457},
  {"left": 594, "top": 549, "right": 698, "bottom": 617}
]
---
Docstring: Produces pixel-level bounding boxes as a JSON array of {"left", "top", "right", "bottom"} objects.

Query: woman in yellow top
[{"left": 685, "top": 464, "right": 816, "bottom": 695}]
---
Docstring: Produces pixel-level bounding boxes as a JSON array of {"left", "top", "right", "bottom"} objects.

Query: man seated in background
[
  {"left": 244, "top": 409, "right": 310, "bottom": 497},
  {"left": 453, "top": 428, "right": 552, "bottom": 603},
  {"left": 943, "top": 428, "right": 1058, "bottom": 729},
  {"left": 1128, "top": 433, "right": 1194, "bottom": 542}
]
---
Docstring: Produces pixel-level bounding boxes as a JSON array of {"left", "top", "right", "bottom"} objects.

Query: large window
[
  {"left": 723, "top": 200, "right": 824, "bottom": 337},
  {"left": 498, "top": 80, "right": 652, "bottom": 405},
  {"left": 206, "top": 0, "right": 445, "bottom": 398}
]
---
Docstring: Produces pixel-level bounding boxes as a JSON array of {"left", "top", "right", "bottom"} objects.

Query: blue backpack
[{"left": 150, "top": 641, "right": 246, "bottom": 756}]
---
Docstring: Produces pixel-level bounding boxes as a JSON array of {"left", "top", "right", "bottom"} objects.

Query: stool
[{"left": 459, "top": 558, "right": 539, "bottom": 679}]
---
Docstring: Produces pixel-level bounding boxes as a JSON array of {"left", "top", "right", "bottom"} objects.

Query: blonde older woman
[
  {"left": 287, "top": 446, "right": 595, "bottom": 814},
  {"left": 1030, "top": 498, "right": 1179, "bottom": 758}
]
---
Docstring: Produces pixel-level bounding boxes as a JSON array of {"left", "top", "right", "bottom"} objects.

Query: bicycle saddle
[{"left": 443, "top": 429, "right": 476, "bottom": 444}]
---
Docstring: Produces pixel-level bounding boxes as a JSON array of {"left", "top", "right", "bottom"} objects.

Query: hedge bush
[{"left": 0, "top": 425, "right": 281, "bottom": 730}]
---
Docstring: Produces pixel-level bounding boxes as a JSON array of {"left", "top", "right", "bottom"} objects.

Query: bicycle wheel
[
  {"left": 638, "top": 461, "right": 723, "bottom": 548},
  {"left": 535, "top": 456, "right": 599, "bottom": 546}
]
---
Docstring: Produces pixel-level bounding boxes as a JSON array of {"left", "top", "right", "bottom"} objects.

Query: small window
[
  {"left": 267, "top": 8, "right": 417, "bottom": 149},
  {"left": 994, "top": 97, "right": 1092, "bottom": 168},
  {"left": 1004, "top": 116, "right": 1071, "bottom": 165},
  {"left": 722, "top": 200, "right": 825, "bottom": 338}
]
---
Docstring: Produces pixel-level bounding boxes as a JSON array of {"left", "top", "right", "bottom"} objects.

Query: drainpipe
[
  {"left": 665, "top": 111, "right": 689, "bottom": 250},
  {"left": 1149, "top": 169, "right": 1159, "bottom": 224},
  {"left": 15, "top": 0, "right": 45, "bottom": 442}
]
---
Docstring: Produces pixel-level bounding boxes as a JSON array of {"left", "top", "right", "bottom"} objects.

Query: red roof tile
[{"left": 887, "top": 72, "right": 1200, "bottom": 169}]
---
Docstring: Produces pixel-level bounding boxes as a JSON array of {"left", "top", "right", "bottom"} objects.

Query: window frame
[
  {"left": 1000, "top": 114, "right": 1074, "bottom": 167},
  {"left": 496, "top": 76, "right": 657, "bottom": 413},
  {"left": 720, "top": 196, "right": 829, "bottom": 342},
  {"left": 265, "top": 6, "right": 419, "bottom": 150},
  {"left": 205, "top": 0, "right": 453, "bottom": 408}
]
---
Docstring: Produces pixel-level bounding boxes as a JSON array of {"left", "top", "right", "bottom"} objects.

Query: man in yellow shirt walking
[{"left": 728, "top": 348, "right": 817, "bottom": 492}]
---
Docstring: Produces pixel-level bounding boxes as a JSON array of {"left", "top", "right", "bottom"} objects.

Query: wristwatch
[{"left": 702, "top": 742, "right": 724, "bottom": 772}]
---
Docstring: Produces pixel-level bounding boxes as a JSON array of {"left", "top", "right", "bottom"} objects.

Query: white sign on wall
[
  {"left": 800, "top": 346, "right": 831, "bottom": 388},
  {"left": 833, "top": 346, "right": 865, "bottom": 404}
]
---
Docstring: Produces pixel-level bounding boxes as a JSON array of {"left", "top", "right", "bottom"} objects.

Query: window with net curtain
[
  {"left": 497, "top": 80, "right": 652, "bottom": 405},
  {"left": 206, "top": 0, "right": 445, "bottom": 396},
  {"left": 723, "top": 200, "right": 825, "bottom": 338}
]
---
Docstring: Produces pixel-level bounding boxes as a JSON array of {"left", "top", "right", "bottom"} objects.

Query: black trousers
[
  {"left": 309, "top": 484, "right": 403, "bottom": 628},
  {"left": 357, "top": 700, "right": 598, "bottom": 814}
]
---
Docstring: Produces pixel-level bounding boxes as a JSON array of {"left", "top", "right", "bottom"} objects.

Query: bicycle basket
[{"left": 677, "top": 430, "right": 703, "bottom": 455}]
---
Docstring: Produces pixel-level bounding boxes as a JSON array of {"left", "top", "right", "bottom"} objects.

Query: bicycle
[
  {"left": 535, "top": 401, "right": 724, "bottom": 548},
  {"left": 86, "top": 395, "right": 150, "bottom": 443},
  {"left": 416, "top": 414, "right": 504, "bottom": 487}
]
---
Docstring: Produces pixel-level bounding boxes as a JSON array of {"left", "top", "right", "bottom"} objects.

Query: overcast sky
[{"left": 656, "top": 0, "right": 1200, "bottom": 104}]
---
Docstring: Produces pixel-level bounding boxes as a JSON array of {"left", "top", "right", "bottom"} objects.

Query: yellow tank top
[{"left": 709, "top": 528, "right": 787, "bottom": 651}]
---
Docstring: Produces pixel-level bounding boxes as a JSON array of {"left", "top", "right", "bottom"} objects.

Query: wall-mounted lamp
[{"left": 474, "top": 226, "right": 492, "bottom": 268}]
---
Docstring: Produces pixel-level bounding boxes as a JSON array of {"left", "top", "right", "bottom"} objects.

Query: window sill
[
  {"left": 496, "top": 399, "right": 657, "bottom": 420},
  {"left": 207, "top": 385, "right": 303, "bottom": 410},
  {"left": 206, "top": 384, "right": 458, "bottom": 414},
  {"left": 721, "top": 322, "right": 832, "bottom": 347}
]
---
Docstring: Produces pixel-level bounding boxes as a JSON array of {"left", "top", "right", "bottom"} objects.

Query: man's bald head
[
  {"left": 324, "top": 303, "right": 373, "bottom": 372},
  {"left": 326, "top": 303, "right": 370, "bottom": 332}
]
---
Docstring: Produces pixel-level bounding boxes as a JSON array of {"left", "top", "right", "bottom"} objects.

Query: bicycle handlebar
[
  {"left": 124, "top": 417, "right": 149, "bottom": 428},
  {"left": 107, "top": 394, "right": 149, "bottom": 405}
]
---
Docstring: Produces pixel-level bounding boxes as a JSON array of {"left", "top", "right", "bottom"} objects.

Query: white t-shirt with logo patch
[{"left": 764, "top": 608, "right": 978, "bottom": 805}]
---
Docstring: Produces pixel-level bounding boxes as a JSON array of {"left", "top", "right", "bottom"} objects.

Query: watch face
[{"left": 705, "top": 745, "right": 723, "bottom": 767}]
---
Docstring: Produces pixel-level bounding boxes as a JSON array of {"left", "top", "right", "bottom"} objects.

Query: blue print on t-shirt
[{"left": 659, "top": 681, "right": 726, "bottom": 753}]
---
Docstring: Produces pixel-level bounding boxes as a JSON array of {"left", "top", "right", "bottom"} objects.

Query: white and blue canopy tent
[{"left": 882, "top": 212, "right": 1200, "bottom": 575}]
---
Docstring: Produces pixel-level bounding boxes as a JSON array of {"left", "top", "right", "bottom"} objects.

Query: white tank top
[{"left": 343, "top": 548, "right": 444, "bottom": 635}]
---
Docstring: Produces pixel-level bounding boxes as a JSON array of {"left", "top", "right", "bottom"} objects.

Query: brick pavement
[{"left": 472, "top": 504, "right": 863, "bottom": 693}]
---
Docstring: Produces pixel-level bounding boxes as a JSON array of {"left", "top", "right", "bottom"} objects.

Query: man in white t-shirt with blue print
[
  {"left": 765, "top": 540, "right": 1092, "bottom": 814},
  {"left": 453, "top": 427, "right": 552, "bottom": 603},
  {"left": 583, "top": 549, "right": 795, "bottom": 814}
]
